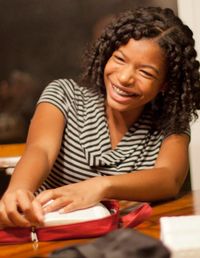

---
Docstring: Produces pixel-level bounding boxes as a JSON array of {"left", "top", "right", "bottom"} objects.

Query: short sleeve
[
  {"left": 37, "top": 79, "right": 76, "bottom": 120},
  {"left": 163, "top": 126, "right": 191, "bottom": 140}
]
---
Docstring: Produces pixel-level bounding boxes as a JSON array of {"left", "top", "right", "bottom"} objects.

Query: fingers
[
  {"left": 35, "top": 189, "right": 57, "bottom": 206},
  {"left": 59, "top": 201, "right": 85, "bottom": 214},
  {"left": 35, "top": 181, "right": 101, "bottom": 215},
  {"left": 16, "top": 191, "right": 43, "bottom": 226},
  {"left": 36, "top": 189, "right": 72, "bottom": 213},
  {"left": 0, "top": 202, "right": 16, "bottom": 228},
  {"left": 0, "top": 190, "right": 44, "bottom": 228},
  {"left": 0, "top": 194, "right": 31, "bottom": 227},
  {"left": 44, "top": 198, "right": 72, "bottom": 213}
]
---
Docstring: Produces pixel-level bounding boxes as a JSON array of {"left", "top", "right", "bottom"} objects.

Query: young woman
[{"left": 0, "top": 7, "right": 199, "bottom": 228}]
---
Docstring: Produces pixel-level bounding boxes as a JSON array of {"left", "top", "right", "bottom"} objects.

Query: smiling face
[{"left": 104, "top": 38, "right": 167, "bottom": 117}]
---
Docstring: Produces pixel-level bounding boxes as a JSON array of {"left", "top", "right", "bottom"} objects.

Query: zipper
[{"left": 31, "top": 226, "right": 38, "bottom": 242}]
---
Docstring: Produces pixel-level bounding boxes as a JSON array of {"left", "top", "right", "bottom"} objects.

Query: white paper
[
  {"left": 43, "top": 202, "right": 111, "bottom": 226},
  {"left": 160, "top": 215, "right": 200, "bottom": 257}
]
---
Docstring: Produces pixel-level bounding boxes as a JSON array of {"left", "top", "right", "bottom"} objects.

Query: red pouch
[{"left": 0, "top": 200, "right": 152, "bottom": 244}]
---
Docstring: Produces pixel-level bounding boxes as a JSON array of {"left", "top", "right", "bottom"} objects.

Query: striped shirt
[{"left": 36, "top": 79, "right": 187, "bottom": 192}]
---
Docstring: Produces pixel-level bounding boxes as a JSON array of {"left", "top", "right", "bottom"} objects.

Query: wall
[
  {"left": 177, "top": 0, "right": 200, "bottom": 190},
  {"left": 0, "top": 0, "right": 177, "bottom": 144}
]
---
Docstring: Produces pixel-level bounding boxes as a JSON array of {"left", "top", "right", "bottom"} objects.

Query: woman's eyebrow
[{"left": 115, "top": 49, "right": 125, "bottom": 55}]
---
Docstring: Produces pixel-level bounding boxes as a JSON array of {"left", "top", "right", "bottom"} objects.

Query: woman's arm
[
  {"left": 0, "top": 103, "right": 65, "bottom": 227},
  {"left": 36, "top": 133, "right": 189, "bottom": 214},
  {"left": 7, "top": 103, "right": 65, "bottom": 192},
  {"left": 104, "top": 133, "right": 190, "bottom": 201}
]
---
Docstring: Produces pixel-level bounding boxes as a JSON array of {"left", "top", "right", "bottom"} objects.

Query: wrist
[
  {"left": 95, "top": 176, "right": 112, "bottom": 200},
  {"left": 5, "top": 184, "right": 34, "bottom": 194}
]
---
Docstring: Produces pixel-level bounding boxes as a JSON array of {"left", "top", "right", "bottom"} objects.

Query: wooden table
[
  {"left": 0, "top": 190, "right": 199, "bottom": 257},
  {"left": 136, "top": 190, "right": 200, "bottom": 238},
  {"left": 0, "top": 143, "right": 25, "bottom": 157},
  {"left": 0, "top": 144, "right": 25, "bottom": 195},
  {"left": 0, "top": 144, "right": 200, "bottom": 257}
]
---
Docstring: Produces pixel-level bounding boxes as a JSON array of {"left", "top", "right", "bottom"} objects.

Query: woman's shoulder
[
  {"left": 40, "top": 78, "right": 103, "bottom": 110},
  {"left": 47, "top": 78, "right": 77, "bottom": 93},
  {"left": 48, "top": 78, "right": 96, "bottom": 96}
]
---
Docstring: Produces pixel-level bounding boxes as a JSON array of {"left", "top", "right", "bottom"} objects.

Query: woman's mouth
[{"left": 112, "top": 84, "right": 139, "bottom": 97}]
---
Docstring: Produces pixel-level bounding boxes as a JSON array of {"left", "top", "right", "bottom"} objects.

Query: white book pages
[
  {"left": 160, "top": 215, "right": 200, "bottom": 258},
  {"left": 43, "top": 202, "right": 111, "bottom": 226}
]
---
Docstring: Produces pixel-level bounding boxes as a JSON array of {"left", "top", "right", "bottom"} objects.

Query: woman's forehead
[{"left": 116, "top": 38, "right": 165, "bottom": 60}]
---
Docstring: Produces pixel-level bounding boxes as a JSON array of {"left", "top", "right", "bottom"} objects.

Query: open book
[{"left": 43, "top": 202, "right": 111, "bottom": 227}]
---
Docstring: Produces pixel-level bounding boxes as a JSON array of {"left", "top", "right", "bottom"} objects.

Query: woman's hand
[
  {"left": 0, "top": 189, "right": 44, "bottom": 228},
  {"left": 36, "top": 177, "right": 110, "bottom": 214}
]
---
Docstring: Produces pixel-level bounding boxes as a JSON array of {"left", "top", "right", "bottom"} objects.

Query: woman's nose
[{"left": 118, "top": 65, "right": 135, "bottom": 86}]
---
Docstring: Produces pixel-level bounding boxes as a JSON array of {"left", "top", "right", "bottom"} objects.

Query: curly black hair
[{"left": 80, "top": 7, "right": 200, "bottom": 134}]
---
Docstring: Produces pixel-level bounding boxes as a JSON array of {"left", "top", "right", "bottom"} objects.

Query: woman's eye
[
  {"left": 140, "top": 70, "right": 155, "bottom": 79},
  {"left": 113, "top": 55, "right": 124, "bottom": 62}
]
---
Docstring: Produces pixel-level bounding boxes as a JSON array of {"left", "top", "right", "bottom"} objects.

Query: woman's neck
[{"left": 106, "top": 105, "right": 143, "bottom": 149}]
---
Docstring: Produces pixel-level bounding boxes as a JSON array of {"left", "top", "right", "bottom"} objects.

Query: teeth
[{"left": 113, "top": 85, "right": 135, "bottom": 96}]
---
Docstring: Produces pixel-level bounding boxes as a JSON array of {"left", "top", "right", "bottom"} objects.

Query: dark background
[{"left": 0, "top": 0, "right": 177, "bottom": 144}]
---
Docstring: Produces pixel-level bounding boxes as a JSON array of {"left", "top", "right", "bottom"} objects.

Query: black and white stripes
[{"left": 36, "top": 79, "right": 183, "bottom": 192}]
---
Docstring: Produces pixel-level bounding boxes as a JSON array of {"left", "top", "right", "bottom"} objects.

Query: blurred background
[{"left": 0, "top": 0, "right": 177, "bottom": 144}]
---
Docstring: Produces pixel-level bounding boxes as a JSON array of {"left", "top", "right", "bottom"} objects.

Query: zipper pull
[{"left": 31, "top": 226, "right": 38, "bottom": 242}]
